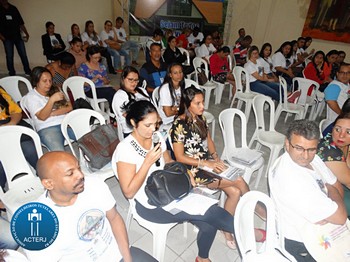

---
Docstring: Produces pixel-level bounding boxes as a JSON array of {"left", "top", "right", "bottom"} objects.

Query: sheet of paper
[{"left": 162, "top": 193, "right": 219, "bottom": 215}]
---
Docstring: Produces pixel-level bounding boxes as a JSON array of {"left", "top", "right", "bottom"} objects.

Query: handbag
[
  {"left": 145, "top": 162, "right": 192, "bottom": 207},
  {"left": 77, "top": 124, "right": 120, "bottom": 171},
  {"left": 196, "top": 67, "right": 208, "bottom": 85},
  {"left": 299, "top": 219, "right": 350, "bottom": 261}
]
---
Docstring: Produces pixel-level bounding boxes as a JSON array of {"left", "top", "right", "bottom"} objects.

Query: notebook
[{"left": 230, "top": 148, "right": 263, "bottom": 165}]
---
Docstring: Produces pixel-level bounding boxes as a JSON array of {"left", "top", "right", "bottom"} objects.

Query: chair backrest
[
  {"left": 219, "top": 108, "right": 248, "bottom": 153},
  {"left": 62, "top": 76, "right": 100, "bottom": 110},
  {"left": 292, "top": 77, "right": 320, "bottom": 105},
  {"left": 227, "top": 55, "right": 233, "bottom": 71},
  {"left": 178, "top": 47, "right": 190, "bottom": 65},
  {"left": 61, "top": 108, "right": 106, "bottom": 157},
  {"left": 0, "top": 76, "right": 32, "bottom": 103},
  {"left": 184, "top": 79, "right": 201, "bottom": 90},
  {"left": 232, "top": 66, "right": 251, "bottom": 93},
  {"left": 152, "top": 87, "right": 160, "bottom": 108},
  {"left": 252, "top": 95, "right": 276, "bottom": 132},
  {"left": 319, "top": 118, "right": 332, "bottom": 138},
  {"left": 234, "top": 191, "right": 295, "bottom": 261},
  {"left": 20, "top": 95, "right": 37, "bottom": 130},
  {"left": 193, "top": 57, "right": 210, "bottom": 82},
  {"left": 0, "top": 126, "right": 43, "bottom": 190},
  {"left": 278, "top": 76, "right": 289, "bottom": 105}
]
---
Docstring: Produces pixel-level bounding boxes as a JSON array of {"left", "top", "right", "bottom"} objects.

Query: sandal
[
  {"left": 255, "top": 228, "right": 266, "bottom": 242},
  {"left": 221, "top": 231, "right": 237, "bottom": 249}
]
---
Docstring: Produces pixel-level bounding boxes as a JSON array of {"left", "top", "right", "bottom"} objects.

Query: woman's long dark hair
[
  {"left": 259, "top": 43, "right": 272, "bottom": 58},
  {"left": 179, "top": 85, "right": 208, "bottom": 140},
  {"left": 275, "top": 41, "right": 292, "bottom": 58},
  {"left": 120, "top": 66, "right": 148, "bottom": 111},
  {"left": 159, "top": 63, "right": 185, "bottom": 106},
  {"left": 311, "top": 50, "right": 326, "bottom": 79},
  {"left": 0, "top": 88, "right": 10, "bottom": 116},
  {"left": 125, "top": 100, "right": 157, "bottom": 128}
]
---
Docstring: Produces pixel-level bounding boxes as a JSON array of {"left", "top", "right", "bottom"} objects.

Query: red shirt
[
  {"left": 209, "top": 53, "right": 229, "bottom": 75},
  {"left": 176, "top": 34, "right": 189, "bottom": 49},
  {"left": 304, "top": 62, "right": 325, "bottom": 85}
]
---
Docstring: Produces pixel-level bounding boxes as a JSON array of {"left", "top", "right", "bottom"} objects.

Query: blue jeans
[
  {"left": 121, "top": 41, "right": 140, "bottom": 62},
  {"left": 3, "top": 38, "right": 31, "bottom": 75},
  {"left": 107, "top": 47, "right": 131, "bottom": 69},
  {"left": 285, "top": 238, "right": 316, "bottom": 261},
  {"left": 250, "top": 80, "right": 281, "bottom": 101},
  {"left": 38, "top": 124, "right": 75, "bottom": 152},
  {"left": 0, "top": 217, "right": 18, "bottom": 249}
]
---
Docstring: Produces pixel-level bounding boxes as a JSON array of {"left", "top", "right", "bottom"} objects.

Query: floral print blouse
[{"left": 317, "top": 133, "right": 346, "bottom": 162}]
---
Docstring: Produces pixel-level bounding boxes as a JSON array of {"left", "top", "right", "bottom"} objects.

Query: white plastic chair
[
  {"left": 234, "top": 191, "right": 297, "bottom": 262},
  {"left": 319, "top": 118, "right": 332, "bottom": 138},
  {"left": 219, "top": 108, "right": 264, "bottom": 188},
  {"left": 274, "top": 76, "right": 305, "bottom": 126},
  {"left": 62, "top": 76, "right": 111, "bottom": 122},
  {"left": 230, "top": 66, "right": 260, "bottom": 122},
  {"left": 210, "top": 56, "right": 233, "bottom": 104},
  {"left": 0, "top": 126, "right": 44, "bottom": 221},
  {"left": 20, "top": 95, "right": 38, "bottom": 131},
  {"left": 178, "top": 47, "right": 195, "bottom": 80},
  {"left": 249, "top": 95, "right": 286, "bottom": 178},
  {"left": 0, "top": 76, "right": 32, "bottom": 103},
  {"left": 112, "top": 166, "right": 178, "bottom": 262},
  {"left": 292, "top": 77, "right": 320, "bottom": 120},
  {"left": 60, "top": 109, "right": 115, "bottom": 182},
  {"left": 185, "top": 79, "right": 216, "bottom": 140},
  {"left": 193, "top": 57, "right": 217, "bottom": 109}
]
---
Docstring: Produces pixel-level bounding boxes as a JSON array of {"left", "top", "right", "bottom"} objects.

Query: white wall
[
  {"left": 227, "top": 0, "right": 350, "bottom": 62},
  {"left": 0, "top": 0, "right": 115, "bottom": 73}
]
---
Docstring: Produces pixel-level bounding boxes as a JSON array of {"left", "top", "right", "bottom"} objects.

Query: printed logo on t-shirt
[{"left": 77, "top": 209, "right": 105, "bottom": 241}]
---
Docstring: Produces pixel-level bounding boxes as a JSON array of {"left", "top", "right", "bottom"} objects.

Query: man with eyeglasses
[
  {"left": 269, "top": 119, "right": 346, "bottom": 261},
  {"left": 324, "top": 63, "right": 350, "bottom": 123}
]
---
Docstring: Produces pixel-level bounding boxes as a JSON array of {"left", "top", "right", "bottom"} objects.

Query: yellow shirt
[{"left": 0, "top": 87, "right": 22, "bottom": 121}]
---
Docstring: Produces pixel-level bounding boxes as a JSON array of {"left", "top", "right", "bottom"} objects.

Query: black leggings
[{"left": 135, "top": 201, "right": 234, "bottom": 259}]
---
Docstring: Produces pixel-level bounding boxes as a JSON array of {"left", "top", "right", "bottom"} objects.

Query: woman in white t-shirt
[
  {"left": 158, "top": 63, "right": 184, "bottom": 130},
  {"left": 257, "top": 43, "right": 278, "bottom": 81},
  {"left": 196, "top": 34, "right": 217, "bottom": 64},
  {"left": 112, "top": 66, "right": 150, "bottom": 137},
  {"left": 245, "top": 46, "right": 281, "bottom": 101},
  {"left": 272, "top": 41, "right": 295, "bottom": 88},
  {"left": 113, "top": 100, "right": 235, "bottom": 262}
]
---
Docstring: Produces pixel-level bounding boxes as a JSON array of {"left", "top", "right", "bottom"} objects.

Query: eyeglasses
[
  {"left": 289, "top": 141, "right": 317, "bottom": 154},
  {"left": 338, "top": 71, "right": 350, "bottom": 76},
  {"left": 333, "top": 126, "right": 350, "bottom": 135},
  {"left": 126, "top": 78, "right": 139, "bottom": 83}
]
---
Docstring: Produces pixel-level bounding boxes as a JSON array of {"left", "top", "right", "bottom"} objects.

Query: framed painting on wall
[{"left": 302, "top": 0, "right": 350, "bottom": 43}]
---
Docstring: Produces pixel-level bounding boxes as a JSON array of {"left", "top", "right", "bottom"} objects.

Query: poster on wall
[{"left": 302, "top": 0, "right": 350, "bottom": 43}]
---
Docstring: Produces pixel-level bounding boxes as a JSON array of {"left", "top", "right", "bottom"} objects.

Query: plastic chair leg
[
  {"left": 203, "top": 90, "right": 211, "bottom": 110},
  {"left": 254, "top": 165, "right": 265, "bottom": 189},
  {"left": 153, "top": 228, "right": 169, "bottom": 262}
]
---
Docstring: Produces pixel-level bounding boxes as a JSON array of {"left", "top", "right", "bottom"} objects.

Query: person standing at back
[{"left": 0, "top": 0, "right": 31, "bottom": 76}]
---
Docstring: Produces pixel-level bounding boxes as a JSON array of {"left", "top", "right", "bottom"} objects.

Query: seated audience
[
  {"left": 188, "top": 26, "right": 204, "bottom": 49},
  {"left": 303, "top": 50, "right": 329, "bottom": 92},
  {"left": 24, "top": 151, "right": 156, "bottom": 262},
  {"left": 245, "top": 46, "right": 280, "bottom": 101},
  {"left": 257, "top": 43, "right": 278, "bottom": 81},
  {"left": 233, "top": 35, "right": 252, "bottom": 66},
  {"left": 68, "top": 37, "right": 86, "bottom": 69},
  {"left": 161, "top": 28, "right": 173, "bottom": 48},
  {"left": 158, "top": 63, "right": 184, "bottom": 130},
  {"left": 81, "top": 20, "right": 115, "bottom": 74},
  {"left": 100, "top": 20, "right": 130, "bottom": 72},
  {"left": 303, "top": 36, "right": 315, "bottom": 58},
  {"left": 45, "top": 51, "right": 77, "bottom": 88},
  {"left": 235, "top": 28, "right": 245, "bottom": 44},
  {"left": 140, "top": 43, "right": 167, "bottom": 94},
  {"left": 66, "top": 23, "right": 86, "bottom": 50},
  {"left": 272, "top": 41, "right": 294, "bottom": 88},
  {"left": 114, "top": 16, "right": 140, "bottom": 66},
  {"left": 170, "top": 86, "right": 266, "bottom": 249},
  {"left": 112, "top": 66, "right": 150, "bottom": 137},
  {"left": 269, "top": 119, "right": 347, "bottom": 261},
  {"left": 211, "top": 30, "right": 223, "bottom": 50},
  {"left": 41, "top": 21, "right": 66, "bottom": 61},
  {"left": 196, "top": 34, "right": 216, "bottom": 64},
  {"left": 176, "top": 27, "right": 191, "bottom": 49},
  {"left": 163, "top": 36, "right": 194, "bottom": 76},
  {"left": 324, "top": 63, "right": 350, "bottom": 123},
  {"left": 318, "top": 112, "right": 350, "bottom": 217},
  {"left": 289, "top": 40, "right": 304, "bottom": 76},
  {"left": 24, "top": 66, "right": 74, "bottom": 151},
  {"left": 78, "top": 45, "right": 116, "bottom": 107},
  {"left": 145, "top": 29, "right": 164, "bottom": 62},
  {"left": 324, "top": 50, "right": 339, "bottom": 81},
  {"left": 113, "top": 100, "right": 235, "bottom": 262},
  {"left": 332, "top": 50, "right": 347, "bottom": 78}
]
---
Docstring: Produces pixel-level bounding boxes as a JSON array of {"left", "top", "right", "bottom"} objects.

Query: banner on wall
[{"left": 302, "top": 0, "right": 350, "bottom": 43}]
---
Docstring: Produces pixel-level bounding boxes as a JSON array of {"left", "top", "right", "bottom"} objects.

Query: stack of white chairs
[
  {"left": 0, "top": 126, "right": 44, "bottom": 221},
  {"left": 61, "top": 109, "right": 115, "bottom": 182},
  {"left": 234, "top": 191, "right": 297, "bottom": 262}
]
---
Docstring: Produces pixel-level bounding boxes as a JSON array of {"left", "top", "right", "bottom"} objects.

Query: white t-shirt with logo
[
  {"left": 114, "top": 27, "right": 127, "bottom": 42},
  {"left": 100, "top": 30, "right": 115, "bottom": 48},
  {"left": 159, "top": 84, "right": 181, "bottom": 125},
  {"left": 24, "top": 177, "right": 121, "bottom": 262}
]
